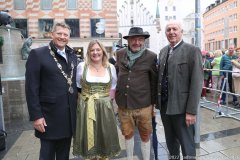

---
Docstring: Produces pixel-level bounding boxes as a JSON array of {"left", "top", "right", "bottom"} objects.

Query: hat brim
[{"left": 123, "top": 34, "right": 150, "bottom": 40}]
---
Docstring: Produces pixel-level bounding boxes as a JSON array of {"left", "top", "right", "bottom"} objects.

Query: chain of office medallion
[{"left": 48, "top": 45, "right": 74, "bottom": 86}]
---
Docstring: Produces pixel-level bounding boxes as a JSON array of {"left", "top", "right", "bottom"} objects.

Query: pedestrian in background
[
  {"left": 73, "top": 40, "right": 121, "bottom": 159},
  {"left": 25, "top": 22, "right": 78, "bottom": 160},
  {"left": 211, "top": 50, "right": 223, "bottom": 101},
  {"left": 157, "top": 21, "right": 203, "bottom": 160},
  {"left": 109, "top": 49, "right": 117, "bottom": 65},
  {"left": 202, "top": 51, "right": 211, "bottom": 101},
  {"left": 231, "top": 48, "right": 240, "bottom": 108},
  {"left": 206, "top": 51, "right": 214, "bottom": 93},
  {"left": 115, "top": 27, "right": 157, "bottom": 160},
  {"left": 220, "top": 44, "right": 238, "bottom": 106}
]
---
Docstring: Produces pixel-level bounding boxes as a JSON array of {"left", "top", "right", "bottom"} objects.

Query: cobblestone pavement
[{"left": 1, "top": 106, "right": 240, "bottom": 160}]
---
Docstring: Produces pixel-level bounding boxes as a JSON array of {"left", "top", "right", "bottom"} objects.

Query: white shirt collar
[{"left": 57, "top": 48, "right": 67, "bottom": 62}]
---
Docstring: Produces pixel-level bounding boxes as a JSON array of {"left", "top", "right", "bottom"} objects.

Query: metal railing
[{"left": 201, "top": 68, "right": 240, "bottom": 121}]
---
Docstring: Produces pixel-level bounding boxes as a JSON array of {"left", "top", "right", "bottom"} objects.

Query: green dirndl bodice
[{"left": 73, "top": 64, "right": 121, "bottom": 159}]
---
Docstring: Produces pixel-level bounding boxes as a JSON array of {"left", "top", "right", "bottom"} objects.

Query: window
[
  {"left": 41, "top": 0, "right": 52, "bottom": 10},
  {"left": 165, "top": 6, "right": 168, "bottom": 11},
  {"left": 91, "top": 19, "right": 105, "bottom": 37},
  {"left": 14, "top": 19, "right": 28, "bottom": 38},
  {"left": 74, "top": 47, "right": 84, "bottom": 61},
  {"left": 65, "top": 19, "right": 80, "bottom": 37},
  {"left": 234, "top": 26, "right": 237, "bottom": 32},
  {"left": 92, "top": 0, "right": 102, "bottom": 11},
  {"left": 173, "top": 6, "right": 176, "bottom": 11},
  {"left": 39, "top": 19, "right": 54, "bottom": 38},
  {"left": 234, "top": 38, "right": 237, "bottom": 47},
  {"left": 67, "top": 0, "right": 77, "bottom": 10},
  {"left": 165, "top": 16, "right": 168, "bottom": 20},
  {"left": 14, "top": 0, "right": 25, "bottom": 10}
]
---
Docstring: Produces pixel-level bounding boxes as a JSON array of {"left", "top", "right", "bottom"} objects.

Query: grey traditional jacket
[
  {"left": 157, "top": 41, "right": 203, "bottom": 115},
  {"left": 115, "top": 48, "right": 157, "bottom": 109}
]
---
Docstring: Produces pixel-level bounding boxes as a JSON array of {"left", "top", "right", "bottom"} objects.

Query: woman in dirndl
[{"left": 73, "top": 39, "right": 121, "bottom": 159}]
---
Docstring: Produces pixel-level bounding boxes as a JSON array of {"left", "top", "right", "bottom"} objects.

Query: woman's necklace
[{"left": 90, "top": 64, "right": 102, "bottom": 72}]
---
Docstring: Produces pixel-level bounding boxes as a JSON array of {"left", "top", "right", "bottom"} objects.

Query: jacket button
[
  {"left": 125, "top": 93, "right": 127, "bottom": 96},
  {"left": 126, "top": 85, "right": 129, "bottom": 88},
  {"left": 158, "top": 93, "right": 161, "bottom": 95}
]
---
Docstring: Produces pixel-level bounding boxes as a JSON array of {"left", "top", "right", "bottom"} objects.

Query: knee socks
[
  {"left": 125, "top": 137, "right": 134, "bottom": 160},
  {"left": 141, "top": 140, "right": 151, "bottom": 160}
]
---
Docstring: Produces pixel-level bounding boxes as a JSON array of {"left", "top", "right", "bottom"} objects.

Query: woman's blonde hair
[
  {"left": 85, "top": 39, "right": 109, "bottom": 67},
  {"left": 214, "top": 50, "right": 222, "bottom": 58}
]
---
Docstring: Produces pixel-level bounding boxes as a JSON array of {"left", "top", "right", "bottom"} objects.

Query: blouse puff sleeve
[
  {"left": 76, "top": 62, "right": 85, "bottom": 88},
  {"left": 109, "top": 64, "right": 117, "bottom": 99},
  {"left": 110, "top": 64, "right": 117, "bottom": 90}
]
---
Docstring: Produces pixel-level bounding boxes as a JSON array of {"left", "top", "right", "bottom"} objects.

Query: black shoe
[
  {"left": 234, "top": 104, "right": 240, "bottom": 109},
  {"left": 220, "top": 101, "right": 226, "bottom": 105},
  {"left": 232, "top": 101, "right": 239, "bottom": 106}
]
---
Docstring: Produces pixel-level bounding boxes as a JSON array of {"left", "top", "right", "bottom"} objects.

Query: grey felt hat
[{"left": 123, "top": 27, "right": 150, "bottom": 39}]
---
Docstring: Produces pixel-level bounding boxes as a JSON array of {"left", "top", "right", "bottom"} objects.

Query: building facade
[
  {"left": 117, "top": 0, "right": 195, "bottom": 53},
  {"left": 203, "top": 0, "right": 240, "bottom": 51},
  {"left": 0, "top": 0, "right": 119, "bottom": 57}
]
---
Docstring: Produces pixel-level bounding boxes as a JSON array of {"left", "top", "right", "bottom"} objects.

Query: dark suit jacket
[
  {"left": 115, "top": 48, "right": 157, "bottom": 109},
  {"left": 25, "top": 42, "right": 78, "bottom": 139},
  {"left": 157, "top": 41, "right": 203, "bottom": 115}
]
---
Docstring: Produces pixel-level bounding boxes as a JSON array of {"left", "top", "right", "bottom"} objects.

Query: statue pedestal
[
  {"left": 0, "top": 26, "right": 27, "bottom": 125},
  {"left": 1, "top": 80, "right": 28, "bottom": 124}
]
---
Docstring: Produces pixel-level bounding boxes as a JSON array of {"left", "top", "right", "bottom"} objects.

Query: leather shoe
[
  {"left": 232, "top": 101, "right": 239, "bottom": 106},
  {"left": 220, "top": 101, "right": 226, "bottom": 105}
]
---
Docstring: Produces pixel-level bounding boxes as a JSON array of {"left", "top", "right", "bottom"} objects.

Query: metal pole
[
  {"left": 195, "top": 0, "right": 201, "bottom": 149},
  {"left": 195, "top": 0, "right": 201, "bottom": 48},
  {"left": 0, "top": 74, "right": 5, "bottom": 131}
]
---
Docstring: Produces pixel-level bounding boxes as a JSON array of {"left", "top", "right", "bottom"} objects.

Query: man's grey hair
[
  {"left": 165, "top": 20, "right": 183, "bottom": 33},
  {"left": 51, "top": 21, "right": 71, "bottom": 34}
]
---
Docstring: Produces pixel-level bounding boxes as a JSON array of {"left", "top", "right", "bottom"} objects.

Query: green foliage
[{"left": 0, "top": 36, "right": 3, "bottom": 47}]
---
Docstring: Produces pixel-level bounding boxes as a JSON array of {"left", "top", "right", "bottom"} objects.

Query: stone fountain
[{"left": 0, "top": 11, "right": 28, "bottom": 125}]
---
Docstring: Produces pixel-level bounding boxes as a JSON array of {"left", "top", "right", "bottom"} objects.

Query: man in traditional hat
[{"left": 115, "top": 27, "right": 157, "bottom": 160}]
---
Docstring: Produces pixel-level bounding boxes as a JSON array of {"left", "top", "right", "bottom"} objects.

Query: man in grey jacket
[
  {"left": 115, "top": 27, "right": 157, "bottom": 160},
  {"left": 157, "top": 21, "right": 203, "bottom": 160}
]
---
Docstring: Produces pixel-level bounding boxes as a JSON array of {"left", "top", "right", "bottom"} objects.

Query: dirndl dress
[{"left": 73, "top": 65, "right": 121, "bottom": 159}]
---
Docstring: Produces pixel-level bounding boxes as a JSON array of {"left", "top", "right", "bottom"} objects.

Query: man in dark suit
[
  {"left": 25, "top": 22, "right": 78, "bottom": 160},
  {"left": 115, "top": 27, "right": 157, "bottom": 160},
  {"left": 157, "top": 21, "right": 203, "bottom": 160}
]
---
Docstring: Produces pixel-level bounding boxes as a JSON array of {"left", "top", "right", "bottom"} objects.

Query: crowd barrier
[{"left": 201, "top": 68, "right": 240, "bottom": 121}]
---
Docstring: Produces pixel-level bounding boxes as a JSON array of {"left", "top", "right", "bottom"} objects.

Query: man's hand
[
  {"left": 185, "top": 113, "right": 196, "bottom": 127},
  {"left": 34, "top": 118, "right": 47, "bottom": 133}
]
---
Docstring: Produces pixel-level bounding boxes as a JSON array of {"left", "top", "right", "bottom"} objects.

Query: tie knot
[{"left": 59, "top": 50, "right": 65, "bottom": 54}]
